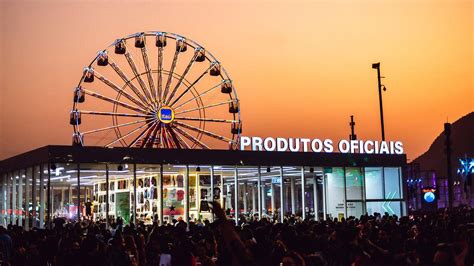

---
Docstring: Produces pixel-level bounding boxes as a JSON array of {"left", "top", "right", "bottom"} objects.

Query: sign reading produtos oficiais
[{"left": 239, "top": 136, "right": 404, "bottom": 155}]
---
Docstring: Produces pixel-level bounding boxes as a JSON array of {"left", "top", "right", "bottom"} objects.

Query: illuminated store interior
[{"left": 0, "top": 146, "right": 406, "bottom": 229}]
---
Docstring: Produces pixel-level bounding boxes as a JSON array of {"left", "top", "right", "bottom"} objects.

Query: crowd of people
[{"left": 0, "top": 203, "right": 473, "bottom": 266}]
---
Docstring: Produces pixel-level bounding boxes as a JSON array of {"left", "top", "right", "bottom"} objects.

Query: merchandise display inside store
[{"left": 0, "top": 146, "right": 406, "bottom": 229}]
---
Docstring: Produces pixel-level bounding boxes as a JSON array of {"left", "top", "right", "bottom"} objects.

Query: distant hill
[{"left": 413, "top": 112, "right": 474, "bottom": 177}]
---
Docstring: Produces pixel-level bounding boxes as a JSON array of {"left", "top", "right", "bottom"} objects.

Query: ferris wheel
[{"left": 70, "top": 31, "right": 242, "bottom": 149}]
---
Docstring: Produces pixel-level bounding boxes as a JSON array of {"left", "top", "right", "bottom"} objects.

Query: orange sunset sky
[{"left": 0, "top": 0, "right": 472, "bottom": 161}]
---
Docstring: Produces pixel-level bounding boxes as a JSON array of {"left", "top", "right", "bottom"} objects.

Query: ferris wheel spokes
[
  {"left": 157, "top": 46, "right": 164, "bottom": 104},
  {"left": 169, "top": 126, "right": 191, "bottom": 149},
  {"left": 104, "top": 120, "right": 154, "bottom": 147},
  {"left": 123, "top": 49, "right": 154, "bottom": 106},
  {"left": 80, "top": 110, "right": 152, "bottom": 118},
  {"left": 129, "top": 121, "right": 157, "bottom": 147},
  {"left": 174, "top": 116, "right": 237, "bottom": 123},
  {"left": 169, "top": 65, "right": 212, "bottom": 107},
  {"left": 93, "top": 70, "right": 149, "bottom": 110},
  {"left": 145, "top": 124, "right": 161, "bottom": 148},
  {"left": 83, "top": 89, "right": 146, "bottom": 113},
  {"left": 81, "top": 118, "right": 153, "bottom": 135},
  {"left": 175, "top": 100, "right": 234, "bottom": 115},
  {"left": 172, "top": 125, "right": 209, "bottom": 149},
  {"left": 162, "top": 42, "right": 183, "bottom": 102},
  {"left": 140, "top": 47, "right": 157, "bottom": 106},
  {"left": 165, "top": 50, "right": 199, "bottom": 105},
  {"left": 174, "top": 121, "right": 232, "bottom": 143},
  {"left": 173, "top": 81, "right": 225, "bottom": 110},
  {"left": 108, "top": 60, "right": 151, "bottom": 108},
  {"left": 162, "top": 126, "right": 175, "bottom": 149},
  {"left": 165, "top": 126, "right": 182, "bottom": 149}
]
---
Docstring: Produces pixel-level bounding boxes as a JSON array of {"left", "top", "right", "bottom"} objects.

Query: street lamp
[{"left": 372, "top": 62, "right": 386, "bottom": 141}]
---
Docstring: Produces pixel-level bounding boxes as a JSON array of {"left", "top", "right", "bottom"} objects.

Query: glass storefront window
[
  {"left": 259, "top": 167, "right": 281, "bottom": 221},
  {"left": 1, "top": 162, "right": 407, "bottom": 227},
  {"left": 105, "top": 163, "right": 133, "bottom": 225},
  {"left": 18, "top": 169, "right": 26, "bottom": 227},
  {"left": 32, "top": 166, "right": 40, "bottom": 228},
  {"left": 302, "top": 167, "right": 318, "bottom": 220},
  {"left": 49, "top": 163, "right": 78, "bottom": 222},
  {"left": 237, "top": 166, "right": 259, "bottom": 221},
  {"left": 365, "top": 167, "right": 384, "bottom": 200},
  {"left": 345, "top": 167, "right": 364, "bottom": 218},
  {"left": 188, "top": 165, "right": 220, "bottom": 222},
  {"left": 346, "top": 202, "right": 364, "bottom": 218},
  {"left": 162, "top": 165, "right": 188, "bottom": 224},
  {"left": 25, "top": 167, "right": 33, "bottom": 230},
  {"left": 384, "top": 167, "right": 401, "bottom": 199},
  {"left": 39, "top": 164, "right": 48, "bottom": 228},
  {"left": 282, "top": 166, "right": 300, "bottom": 218},
  {"left": 213, "top": 166, "right": 236, "bottom": 221},
  {"left": 76, "top": 163, "right": 107, "bottom": 223},
  {"left": 11, "top": 171, "right": 17, "bottom": 225},
  {"left": 325, "top": 167, "right": 345, "bottom": 220},
  {"left": 135, "top": 164, "right": 160, "bottom": 224},
  {"left": 366, "top": 201, "right": 401, "bottom": 217},
  {"left": 346, "top": 168, "right": 363, "bottom": 200}
]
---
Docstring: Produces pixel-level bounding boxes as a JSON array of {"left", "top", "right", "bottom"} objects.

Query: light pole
[{"left": 372, "top": 62, "right": 386, "bottom": 141}]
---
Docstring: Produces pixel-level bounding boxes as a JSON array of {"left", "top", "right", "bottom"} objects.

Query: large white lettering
[
  {"left": 239, "top": 136, "right": 404, "bottom": 155},
  {"left": 240, "top": 136, "right": 251, "bottom": 150},
  {"left": 277, "top": 138, "right": 288, "bottom": 152},
  {"left": 263, "top": 137, "right": 276, "bottom": 151}
]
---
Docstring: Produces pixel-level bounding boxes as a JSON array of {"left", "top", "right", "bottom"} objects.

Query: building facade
[{"left": 0, "top": 145, "right": 406, "bottom": 229}]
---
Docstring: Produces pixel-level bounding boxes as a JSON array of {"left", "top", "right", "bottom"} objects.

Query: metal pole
[
  {"left": 301, "top": 167, "right": 306, "bottom": 220},
  {"left": 77, "top": 163, "right": 80, "bottom": 222},
  {"left": 257, "top": 166, "right": 262, "bottom": 219},
  {"left": 243, "top": 182, "right": 247, "bottom": 214},
  {"left": 159, "top": 164, "right": 163, "bottom": 225},
  {"left": 12, "top": 171, "right": 17, "bottom": 225},
  {"left": 234, "top": 167, "right": 239, "bottom": 225},
  {"left": 39, "top": 167, "right": 44, "bottom": 228},
  {"left": 31, "top": 168, "right": 36, "bottom": 228},
  {"left": 133, "top": 163, "right": 137, "bottom": 225},
  {"left": 24, "top": 169, "right": 29, "bottom": 229},
  {"left": 251, "top": 185, "right": 256, "bottom": 217},
  {"left": 6, "top": 174, "right": 9, "bottom": 225},
  {"left": 372, "top": 62, "right": 385, "bottom": 141},
  {"left": 413, "top": 164, "right": 419, "bottom": 210},
  {"left": 220, "top": 174, "right": 224, "bottom": 207},
  {"left": 105, "top": 164, "right": 109, "bottom": 227},
  {"left": 19, "top": 170, "right": 24, "bottom": 227},
  {"left": 261, "top": 183, "right": 266, "bottom": 216},
  {"left": 2, "top": 175, "right": 5, "bottom": 226},
  {"left": 271, "top": 183, "right": 275, "bottom": 220},
  {"left": 185, "top": 165, "right": 190, "bottom": 223},
  {"left": 60, "top": 188, "right": 64, "bottom": 215},
  {"left": 279, "top": 166, "right": 284, "bottom": 223},
  {"left": 445, "top": 123, "right": 453, "bottom": 208},
  {"left": 313, "top": 175, "right": 318, "bottom": 220},
  {"left": 68, "top": 185, "right": 72, "bottom": 214},
  {"left": 210, "top": 166, "right": 215, "bottom": 222},
  {"left": 290, "top": 175, "right": 295, "bottom": 215},
  {"left": 362, "top": 168, "right": 367, "bottom": 214},
  {"left": 343, "top": 167, "right": 347, "bottom": 219},
  {"left": 322, "top": 174, "right": 327, "bottom": 220}
]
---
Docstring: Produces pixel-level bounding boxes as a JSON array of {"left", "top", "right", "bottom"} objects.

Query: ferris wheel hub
[{"left": 157, "top": 106, "right": 175, "bottom": 124}]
